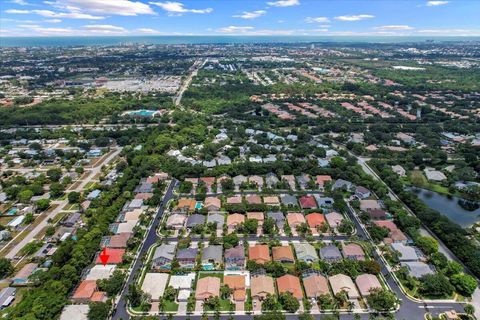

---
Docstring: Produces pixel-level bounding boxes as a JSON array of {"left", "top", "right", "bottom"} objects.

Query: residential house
[
  {"left": 355, "top": 274, "right": 382, "bottom": 297},
  {"left": 305, "top": 213, "right": 326, "bottom": 229},
  {"left": 249, "top": 176, "right": 264, "bottom": 189},
  {"left": 200, "top": 177, "right": 216, "bottom": 192},
  {"left": 360, "top": 200, "right": 382, "bottom": 212},
  {"left": 281, "top": 175, "right": 296, "bottom": 190},
  {"left": 391, "top": 243, "right": 420, "bottom": 262},
  {"left": 224, "top": 275, "right": 246, "bottom": 301},
  {"left": 355, "top": 186, "right": 371, "bottom": 199},
  {"left": 303, "top": 274, "right": 329, "bottom": 298},
  {"left": 276, "top": 274, "right": 303, "bottom": 299},
  {"left": 11, "top": 263, "right": 37, "bottom": 286},
  {"left": 72, "top": 280, "right": 105, "bottom": 303},
  {"left": 296, "top": 174, "right": 311, "bottom": 190},
  {"left": 272, "top": 246, "right": 295, "bottom": 263},
  {"left": 204, "top": 197, "right": 221, "bottom": 211},
  {"left": 169, "top": 273, "right": 196, "bottom": 302},
  {"left": 195, "top": 277, "right": 220, "bottom": 300},
  {"left": 325, "top": 212, "right": 344, "bottom": 229},
  {"left": 225, "top": 245, "right": 245, "bottom": 270},
  {"left": 226, "top": 196, "right": 243, "bottom": 205},
  {"left": 401, "top": 261, "right": 435, "bottom": 278},
  {"left": 227, "top": 213, "right": 245, "bottom": 233},
  {"left": 280, "top": 194, "right": 298, "bottom": 207},
  {"left": 251, "top": 275, "right": 275, "bottom": 300},
  {"left": 287, "top": 213, "right": 306, "bottom": 230},
  {"left": 265, "top": 173, "right": 279, "bottom": 189},
  {"left": 207, "top": 213, "right": 225, "bottom": 230},
  {"left": 246, "top": 195, "right": 262, "bottom": 205},
  {"left": 141, "top": 273, "right": 169, "bottom": 301},
  {"left": 320, "top": 244, "right": 342, "bottom": 262},
  {"left": 293, "top": 243, "right": 318, "bottom": 263},
  {"left": 316, "top": 175, "right": 332, "bottom": 190},
  {"left": 233, "top": 175, "right": 247, "bottom": 188},
  {"left": 267, "top": 211, "right": 285, "bottom": 230},
  {"left": 263, "top": 196, "right": 280, "bottom": 206},
  {"left": 59, "top": 305, "right": 89, "bottom": 320},
  {"left": 367, "top": 209, "right": 387, "bottom": 220},
  {"left": 247, "top": 212, "right": 264, "bottom": 226},
  {"left": 175, "top": 198, "right": 196, "bottom": 212},
  {"left": 248, "top": 244, "right": 270, "bottom": 264},
  {"left": 328, "top": 274, "right": 360, "bottom": 299},
  {"left": 392, "top": 165, "right": 406, "bottom": 177},
  {"left": 314, "top": 196, "right": 334, "bottom": 207},
  {"left": 299, "top": 195, "right": 317, "bottom": 209},
  {"left": 152, "top": 243, "right": 176, "bottom": 270},
  {"left": 342, "top": 243, "right": 365, "bottom": 261},
  {"left": 388, "top": 228, "right": 408, "bottom": 244},
  {"left": 201, "top": 245, "right": 223, "bottom": 269},
  {"left": 95, "top": 248, "right": 125, "bottom": 265},
  {"left": 63, "top": 212, "right": 81, "bottom": 227},
  {"left": 332, "top": 179, "right": 354, "bottom": 192},
  {"left": 87, "top": 189, "right": 101, "bottom": 200},
  {"left": 176, "top": 248, "right": 198, "bottom": 269},
  {"left": 186, "top": 214, "right": 206, "bottom": 229},
  {"left": 166, "top": 214, "right": 187, "bottom": 229}
]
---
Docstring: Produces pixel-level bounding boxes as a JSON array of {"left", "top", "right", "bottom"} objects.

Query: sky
[{"left": 1, "top": 0, "right": 479, "bottom": 37}]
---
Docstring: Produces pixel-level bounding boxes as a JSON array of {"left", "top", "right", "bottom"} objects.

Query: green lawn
[
  {"left": 219, "top": 299, "right": 233, "bottom": 311},
  {"left": 162, "top": 300, "right": 179, "bottom": 312},
  {"left": 198, "top": 272, "right": 224, "bottom": 282}
]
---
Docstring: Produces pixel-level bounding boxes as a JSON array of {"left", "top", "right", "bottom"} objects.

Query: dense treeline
[
  {"left": 5, "top": 161, "right": 147, "bottom": 319},
  {"left": 370, "top": 159, "right": 480, "bottom": 279},
  {"left": 0, "top": 93, "right": 172, "bottom": 126}
]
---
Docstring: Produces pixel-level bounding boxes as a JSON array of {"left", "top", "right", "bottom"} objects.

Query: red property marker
[{"left": 99, "top": 248, "right": 110, "bottom": 266}]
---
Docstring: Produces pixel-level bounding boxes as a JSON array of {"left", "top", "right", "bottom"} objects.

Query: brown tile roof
[
  {"left": 276, "top": 274, "right": 303, "bottom": 299},
  {"left": 72, "top": 280, "right": 97, "bottom": 301},
  {"left": 303, "top": 275, "right": 329, "bottom": 298},
  {"left": 224, "top": 275, "right": 246, "bottom": 301},
  {"left": 227, "top": 213, "right": 245, "bottom": 227},
  {"left": 248, "top": 244, "right": 270, "bottom": 264},
  {"left": 176, "top": 198, "right": 196, "bottom": 211},
  {"left": 251, "top": 275, "right": 275, "bottom": 299},
  {"left": 272, "top": 246, "right": 294, "bottom": 262},
  {"left": 246, "top": 194, "right": 262, "bottom": 204},
  {"left": 195, "top": 277, "right": 220, "bottom": 300},
  {"left": 287, "top": 213, "right": 305, "bottom": 227},
  {"left": 247, "top": 212, "right": 264, "bottom": 224}
]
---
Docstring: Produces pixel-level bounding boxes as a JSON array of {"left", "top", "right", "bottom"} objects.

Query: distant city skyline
[{"left": 1, "top": 0, "right": 480, "bottom": 37}]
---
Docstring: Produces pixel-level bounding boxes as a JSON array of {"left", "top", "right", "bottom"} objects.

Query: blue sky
[{"left": 1, "top": 0, "right": 479, "bottom": 37}]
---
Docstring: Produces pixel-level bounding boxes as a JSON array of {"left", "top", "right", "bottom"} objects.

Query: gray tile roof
[
  {"left": 153, "top": 243, "right": 176, "bottom": 261},
  {"left": 202, "top": 245, "right": 223, "bottom": 263},
  {"left": 207, "top": 213, "right": 225, "bottom": 228},
  {"left": 186, "top": 214, "right": 206, "bottom": 228},
  {"left": 280, "top": 194, "right": 297, "bottom": 206}
]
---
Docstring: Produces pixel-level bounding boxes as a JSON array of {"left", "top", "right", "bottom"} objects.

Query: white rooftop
[
  {"left": 84, "top": 265, "right": 116, "bottom": 281},
  {"left": 60, "top": 304, "right": 89, "bottom": 320},
  {"left": 169, "top": 272, "right": 196, "bottom": 289},
  {"left": 141, "top": 273, "right": 169, "bottom": 301}
]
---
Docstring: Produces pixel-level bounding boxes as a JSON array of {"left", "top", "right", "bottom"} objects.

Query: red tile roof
[
  {"left": 95, "top": 248, "right": 125, "bottom": 265},
  {"left": 299, "top": 195, "right": 317, "bottom": 209},
  {"left": 306, "top": 213, "right": 326, "bottom": 228}
]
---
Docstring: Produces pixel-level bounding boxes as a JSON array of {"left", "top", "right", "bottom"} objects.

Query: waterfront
[{"left": 411, "top": 187, "right": 480, "bottom": 227}]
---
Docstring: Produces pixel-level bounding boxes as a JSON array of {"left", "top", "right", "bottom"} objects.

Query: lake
[{"left": 410, "top": 187, "right": 480, "bottom": 228}]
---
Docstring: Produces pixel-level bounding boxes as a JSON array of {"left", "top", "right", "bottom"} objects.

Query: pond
[{"left": 410, "top": 187, "right": 480, "bottom": 228}]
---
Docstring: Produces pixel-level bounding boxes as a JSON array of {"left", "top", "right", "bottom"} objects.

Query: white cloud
[
  {"left": 150, "top": 1, "right": 212, "bottom": 15},
  {"left": 233, "top": 10, "right": 266, "bottom": 19},
  {"left": 6, "top": 9, "right": 105, "bottom": 19},
  {"left": 135, "top": 28, "right": 163, "bottom": 34},
  {"left": 44, "top": 19, "right": 62, "bottom": 23},
  {"left": 375, "top": 25, "right": 414, "bottom": 30},
  {"left": 267, "top": 0, "right": 300, "bottom": 7},
  {"left": 9, "top": 0, "right": 31, "bottom": 5},
  {"left": 334, "top": 14, "right": 375, "bottom": 21},
  {"left": 305, "top": 16, "right": 330, "bottom": 23},
  {"left": 426, "top": 1, "right": 449, "bottom": 6},
  {"left": 417, "top": 28, "right": 480, "bottom": 35},
  {"left": 217, "top": 26, "right": 255, "bottom": 33},
  {"left": 63, "top": 0, "right": 155, "bottom": 16},
  {"left": 82, "top": 24, "right": 127, "bottom": 33},
  {"left": 5, "top": 9, "right": 30, "bottom": 14}
]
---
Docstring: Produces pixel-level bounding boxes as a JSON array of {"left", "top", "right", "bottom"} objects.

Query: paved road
[
  {"left": 112, "top": 179, "right": 178, "bottom": 320},
  {"left": 2, "top": 148, "right": 122, "bottom": 259},
  {"left": 174, "top": 59, "right": 206, "bottom": 106}
]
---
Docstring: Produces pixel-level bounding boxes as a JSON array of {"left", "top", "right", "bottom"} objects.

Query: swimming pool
[{"left": 195, "top": 202, "right": 202, "bottom": 210}]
